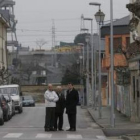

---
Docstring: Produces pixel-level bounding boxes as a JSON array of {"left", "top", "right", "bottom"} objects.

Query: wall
[
  {"left": 116, "top": 85, "right": 131, "bottom": 117},
  {"left": 0, "top": 22, "right": 7, "bottom": 68}
]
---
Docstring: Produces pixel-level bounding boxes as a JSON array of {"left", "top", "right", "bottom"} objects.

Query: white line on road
[
  {"left": 96, "top": 135, "right": 106, "bottom": 140},
  {"left": 3, "top": 133, "right": 23, "bottom": 138},
  {"left": 67, "top": 134, "right": 83, "bottom": 139},
  {"left": 36, "top": 134, "right": 52, "bottom": 138}
]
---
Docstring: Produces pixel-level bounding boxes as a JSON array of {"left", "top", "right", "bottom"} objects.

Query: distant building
[{"left": 8, "top": 48, "right": 80, "bottom": 85}]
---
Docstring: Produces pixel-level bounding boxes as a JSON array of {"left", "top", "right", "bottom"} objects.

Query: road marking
[
  {"left": 3, "top": 133, "right": 23, "bottom": 138},
  {"left": 67, "top": 134, "right": 83, "bottom": 139},
  {"left": 96, "top": 135, "right": 106, "bottom": 139},
  {"left": 36, "top": 134, "right": 52, "bottom": 138}
]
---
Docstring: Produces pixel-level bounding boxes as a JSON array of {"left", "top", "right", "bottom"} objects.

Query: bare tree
[
  {"left": 0, "top": 66, "right": 10, "bottom": 85},
  {"left": 36, "top": 39, "right": 47, "bottom": 50}
]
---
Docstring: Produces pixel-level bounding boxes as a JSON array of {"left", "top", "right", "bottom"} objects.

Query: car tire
[
  {"left": 8, "top": 115, "right": 11, "bottom": 120},
  {"left": 0, "top": 118, "right": 4, "bottom": 125},
  {"left": 12, "top": 111, "right": 15, "bottom": 116},
  {"left": 18, "top": 107, "right": 23, "bottom": 114},
  {"left": 4, "top": 113, "right": 9, "bottom": 122}
]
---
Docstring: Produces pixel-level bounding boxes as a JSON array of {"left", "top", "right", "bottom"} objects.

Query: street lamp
[
  {"left": 90, "top": 0, "right": 115, "bottom": 127},
  {"left": 85, "top": 35, "right": 90, "bottom": 106},
  {"left": 94, "top": 10, "right": 105, "bottom": 25},
  {"left": 84, "top": 18, "right": 94, "bottom": 108},
  {"left": 78, "top": 43, "right": 86, "bottom": 106},
  {"left": 90, "top": 2, "right": 105, "bottom": 119},
  {"left": 110, "top": 0, "right": 115, "bottom": 128}
]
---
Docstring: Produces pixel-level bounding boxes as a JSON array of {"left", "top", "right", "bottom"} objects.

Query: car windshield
[
  {"left": 22, "top": 96, "right": 33, "bottom": 101},
  {"left": 0, "top": 87, "right": 18, "bottom": 96},
  {"left": 4, "top": 95, "right": 9, "bottom": 100}
]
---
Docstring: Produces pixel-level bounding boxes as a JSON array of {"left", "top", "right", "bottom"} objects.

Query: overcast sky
[{"left": 14, "top": 0, "right": 129, "bottom": 50}]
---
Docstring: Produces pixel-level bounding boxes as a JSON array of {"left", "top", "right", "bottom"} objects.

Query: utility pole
[
  {"left": 52, "top": 19, "right": 56, "bottom": 48},
  {"left": 110, "top": 0, "right": 115, "bottom": 128},
  {"left": 52, "top": 20, "right": 57, "bottom": 67}
]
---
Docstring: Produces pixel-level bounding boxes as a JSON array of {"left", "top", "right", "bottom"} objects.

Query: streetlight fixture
[
  {"left": 84, "top": 17, "right": 94, "bottom": 108},
  {"left": 89, "top": 2, "right": 105, "bottom": 119},
  {"left": 95, "top": 10, "right": 105, "bottom": 25},
  {"left": 85, "top": 35, "right": 90, "bottom": 106}
]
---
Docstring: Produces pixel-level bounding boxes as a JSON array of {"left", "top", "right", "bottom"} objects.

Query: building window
[
  {"left": 133, "top": 76, "right": 135, "bottom": 102},
  {"left": 108, "top": 37, "right": 122, "bottom": 53},
  {"left": 41, "top": 71, "right": 46, "bottom": 76},
  {"left": 32, "top": 71, "right": 37, "bottom": 75},
  {"left": 126, "top": 37, "right": 130, "bottom": 48},
  {"left": 137, "top": 79, "right": 139, "bottom": 98}
]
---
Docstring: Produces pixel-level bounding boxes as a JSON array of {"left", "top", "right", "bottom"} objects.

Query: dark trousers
[
  {"left": 67, "top": 113, "right": 76, "bottom": 130},
  {"left": 44, "top": 107, "right": 55, "bottom": 129},
  {"left": 54, "top": 113, "right": 63, "bottom": 130}
]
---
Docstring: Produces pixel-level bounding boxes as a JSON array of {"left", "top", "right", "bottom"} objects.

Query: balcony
[{"left": 102, "top": 53, "right": 128, "bottom": 68}]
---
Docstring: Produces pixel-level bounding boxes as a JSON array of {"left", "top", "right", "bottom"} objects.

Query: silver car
[
  {"left": 0, "top": 104, "right": 4, "bottom": 125},
  {"left": 4, "top": 94, "right": 15, "bottom": 118}
]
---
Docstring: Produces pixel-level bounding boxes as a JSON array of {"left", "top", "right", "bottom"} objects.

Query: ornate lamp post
[{"left": 90, "top": 2, "right": 105, "bottom": 118}]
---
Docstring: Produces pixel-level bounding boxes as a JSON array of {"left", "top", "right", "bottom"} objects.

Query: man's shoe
[
  {"left": 66, "top": 128, "right": 72, "bottom": 131},
  {"left": 45, "top": 128, "right": 50, "bottom": 132},
  {"left": 70, "top": 128, "right": 76, "bottom": 131},
  {"left": 50, "top": 128, "right": 55, "bottom": 131},
  {"left": 54, "top": 128, "right": 57, "bottom": 131},
  {"left": 59, "top": 129, "right": 64, "bottom": 131}
]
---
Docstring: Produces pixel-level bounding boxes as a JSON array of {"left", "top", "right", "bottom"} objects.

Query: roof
[
  {"left": 101, "top": 16, "right": 130, "bottom": 38},
  {"left": 0, "top": 84, "right": 19, "bottom": 88},
  {"left": 103, "top": 15, "right": 130, "bottom": 27}
]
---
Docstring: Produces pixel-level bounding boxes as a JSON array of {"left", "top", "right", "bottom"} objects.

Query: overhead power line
[
  {"left": 16, "top": 29, "right": 81, "bottom": 32},
  {"left": 18, "top": 18, "right": 80, "bottom": 24}
]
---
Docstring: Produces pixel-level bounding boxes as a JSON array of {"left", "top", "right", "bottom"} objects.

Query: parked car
[
  {"left": 0, "top": 104, "right": 4, "bottom": 125},
  {"left": 22, "top": 96, "right": 35, "bottom": 107},
  {"left": 0, "top": 85, "right": 23, "bottom": 114},
  {"left": 0, "top": 94, "right": 9, "bottom": 121},
  {"left": 4, "top": 94, "right": 15, "bottom": 117}
]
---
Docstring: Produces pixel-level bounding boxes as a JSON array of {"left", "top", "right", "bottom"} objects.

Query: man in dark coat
[
  {"left": 54, "top": 86, "right": 65, "bottom": 131},
  {"left": 66, "top": 83, "right": 79, "bottom": 131}
]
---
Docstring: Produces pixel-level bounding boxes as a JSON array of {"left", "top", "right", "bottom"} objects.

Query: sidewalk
[{"left": 87, "top": 106, "right": 140, "bottom": 138}]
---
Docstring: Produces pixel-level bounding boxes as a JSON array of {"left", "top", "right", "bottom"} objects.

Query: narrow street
[{"left": 0, "top": 105, "right": 106, "bottom": 140}]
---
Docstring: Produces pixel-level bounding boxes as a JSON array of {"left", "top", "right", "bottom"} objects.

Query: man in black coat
[
  {"left": 66, "top": 83, "right": 79, "bottom": 131},
  {"left": 54, "top": 86, "right": 65, "bottom": 131}
]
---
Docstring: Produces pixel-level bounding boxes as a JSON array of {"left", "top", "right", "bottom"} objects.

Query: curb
[
  {"left": 121, "top": 136, "right": 134, "bottom": 140},
  {"left": 121, "top": 135, "right": 140, "bottom": 140},
  {"left": 87, "top": 108, "right": 104, "bottom": 128}
]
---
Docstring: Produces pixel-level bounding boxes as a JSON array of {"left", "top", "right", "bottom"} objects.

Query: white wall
[{"left": 0, "top": 22, "right": 7, "bottom": 69}]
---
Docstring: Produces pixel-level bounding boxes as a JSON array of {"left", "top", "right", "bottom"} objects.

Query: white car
[{"left": 0, "top": 85, "right": 23, "bottom": 114}]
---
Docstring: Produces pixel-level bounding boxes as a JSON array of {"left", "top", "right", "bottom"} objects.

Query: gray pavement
[
  {"left": 87, "top": 106, "right": 140, "bottom": 139},
  {"left": 0, "top": 104, "right": 110, "bottom": 140}
]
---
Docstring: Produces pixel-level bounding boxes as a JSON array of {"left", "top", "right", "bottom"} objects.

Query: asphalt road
[{"left": 0, "top": 104, "right": 106, "bottom": 140}]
